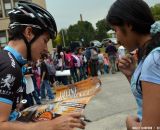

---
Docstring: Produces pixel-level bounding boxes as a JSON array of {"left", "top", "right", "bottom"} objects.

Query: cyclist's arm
[
  {"left": 0, "top": 103, "right": 85, "bottom": 130},
  {"left": 0, "top": 102, "right": 36, "bottom": 130}
]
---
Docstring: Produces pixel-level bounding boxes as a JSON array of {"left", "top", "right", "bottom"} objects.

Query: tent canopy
[{"left": 107, "top": 29, "right": 115, "bottom": 34}]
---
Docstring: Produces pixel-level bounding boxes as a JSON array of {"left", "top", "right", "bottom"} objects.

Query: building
[{"left": 0, "top": 0, "right": 53, "bottom": 52}]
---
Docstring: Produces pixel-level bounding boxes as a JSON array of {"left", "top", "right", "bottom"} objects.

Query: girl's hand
[{"left": 118, "top": 55, "right": 136, "bottom": 77}]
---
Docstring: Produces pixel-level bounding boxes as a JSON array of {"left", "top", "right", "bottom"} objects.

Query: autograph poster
[{"left": 17, "top": 77, "right": 101, "bottom": 122}]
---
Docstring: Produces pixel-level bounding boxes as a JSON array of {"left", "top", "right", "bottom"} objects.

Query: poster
[{"left": 17, "top": 77, "right": 101, "bottom": 122}]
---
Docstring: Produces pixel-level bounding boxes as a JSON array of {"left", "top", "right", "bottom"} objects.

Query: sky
[{"left": 45, "top": 0, "right": 160, "bottom": 31}]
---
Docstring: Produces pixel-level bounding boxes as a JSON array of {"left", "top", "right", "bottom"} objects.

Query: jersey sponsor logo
[
  {"left": 8, "top": 52, "right": 16, "bottom": 68},
  {"left": 0, "top": 89, "right": 13, "bottom": 95},
  {"left": 0, "top": 74, "right": 15, "bottom": 90}
]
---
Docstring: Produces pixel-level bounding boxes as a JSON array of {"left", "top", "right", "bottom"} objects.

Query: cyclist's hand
[{"left": 50, "top": 113, "right": 86, "bottom": 130}]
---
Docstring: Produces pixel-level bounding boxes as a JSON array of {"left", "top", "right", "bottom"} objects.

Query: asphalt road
[{"left": 79, "top": 72, "right": 137, "bottom": 130}]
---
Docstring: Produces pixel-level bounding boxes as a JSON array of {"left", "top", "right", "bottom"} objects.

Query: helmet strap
[{"left": 22, "top": 34, "right": 39, "bottom": 61}]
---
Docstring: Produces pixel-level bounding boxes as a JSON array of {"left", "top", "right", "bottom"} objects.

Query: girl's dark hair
[
  {"left": 8, "top": 26, "right": 45, "bottom": 41},
  {"left": 65, "top": 47, "right": 71, "bottom": 53},
  {"left": 57, "top": 45, "right": 62, "bottom": 53},
  {"left": 106, "top": 0, "right": 160, "bottom": 59},
  {"left": 106, "top": 0, "right": 154, "bottom": 34},
  {"left": 40, "top": 53, "right": 48, "bottom": 60},
  {"left": 145, "top": 32, "right": 160, "bottom": 56}
]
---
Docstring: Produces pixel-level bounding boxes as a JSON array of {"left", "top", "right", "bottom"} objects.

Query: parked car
[{"left": 90, "top": 40, "right": 103, "bottom": 48}]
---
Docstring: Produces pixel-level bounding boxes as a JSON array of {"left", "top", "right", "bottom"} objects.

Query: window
[
  {"left": 0, "top": 0, "right": 3, "bottom": 18},
  {"left": 3, "top": 0, "right": 12, "bottom": 17},
  {"left": 13, "top": 0, "right": 18, "bottom": 7},
  {"left": 26, "top": 0, "right": 32, "bottom": 2},
  {"left": 0, "top": 31, "right": 7, "bottom": 48}
]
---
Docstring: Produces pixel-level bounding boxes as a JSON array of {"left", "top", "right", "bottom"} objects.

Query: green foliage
[
  {"left": 151, "top": 3, "right": 160, "bottom": 20},
  {"left": 95, "top": 19, "right": 111, "bottom": 42},
  {"left": 54, "top": 19, "right": 112, "bottom": 48},
  {"left": 52, "top": 3, "right": 160, "bottom": 49},
  {"left": 52, "top": 33, "right": 62, "bottom": 48},
  {"left": 66, "top": 21, "right": 95, "bottom": 47}
]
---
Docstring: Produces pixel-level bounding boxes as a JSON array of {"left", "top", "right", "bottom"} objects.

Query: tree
[
  {"left": 52, "top": 33, "right": 62, "bottom": 48},
  {"left": 151, "top": 3, "right": 160, "bottom": 21},
  {"left": 67, "top": 21, "right": 95, "bottom": 46},
  {"left": 95, "top": 19, "right": 111, "bottom": 42}
]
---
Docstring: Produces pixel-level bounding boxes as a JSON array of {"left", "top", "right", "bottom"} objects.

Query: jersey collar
[{"left": 4, "top": 46, "right": 27, "bottom": 65}]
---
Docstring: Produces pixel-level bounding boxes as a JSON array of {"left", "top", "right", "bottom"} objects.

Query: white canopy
[{"left": 107, "top": 29, "right": 115, "bottom": 34}]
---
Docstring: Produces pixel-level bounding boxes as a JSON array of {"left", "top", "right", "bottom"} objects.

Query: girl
[{"left": 107, "top": 0, "right": 160, "bottom": 129}]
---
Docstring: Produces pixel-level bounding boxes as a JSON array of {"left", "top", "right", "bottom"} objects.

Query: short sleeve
[
  {"left": 140, "top": 49, "right": 160, "bottom": 84},
  {"left": 0, "top": 51, "right": 22, "bottom": 108},
  {"left": 0, "top": 65, "right": 21, "bottom": 104}
]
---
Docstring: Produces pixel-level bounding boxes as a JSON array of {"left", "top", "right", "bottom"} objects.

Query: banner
[{"left": 17, "top": 77, "right": 101, "bottom": 122}]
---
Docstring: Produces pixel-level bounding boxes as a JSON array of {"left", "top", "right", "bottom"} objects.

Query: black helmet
[
  {"left": 8, "top": 0, "right": 57, "bottom": 39},
  {"left": 8, "top": 0, "right": 57, "bottom": 61}
]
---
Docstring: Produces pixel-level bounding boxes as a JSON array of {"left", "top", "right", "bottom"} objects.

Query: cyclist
[{"left": 0, "top": 1, "right": 85, "bottom": 130}]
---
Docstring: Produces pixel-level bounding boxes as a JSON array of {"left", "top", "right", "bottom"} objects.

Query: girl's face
[
  {"left": 113, "top": 25, "right": 138, "bottom": 52},
  {"left": 78, "top": 48, "right": 82, "bottom": 54}
]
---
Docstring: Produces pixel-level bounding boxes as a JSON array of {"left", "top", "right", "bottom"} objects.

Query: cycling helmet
[{"left": 8, "top": 0, "right": 57, "bottom": 61}]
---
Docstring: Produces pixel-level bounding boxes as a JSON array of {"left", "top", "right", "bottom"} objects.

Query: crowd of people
[
  {"left": 22, "top": 41, "right": 122, "bottom": 107},
  {"left": 0, "top": 0, "right": 160, "bottom": 130}
]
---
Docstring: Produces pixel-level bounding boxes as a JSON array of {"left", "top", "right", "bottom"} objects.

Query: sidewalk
[{"left": 78, "top": 72, "right": 137, "bottom": 130}]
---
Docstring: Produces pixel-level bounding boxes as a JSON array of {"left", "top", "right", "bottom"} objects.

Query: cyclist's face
[{"left": 31, "top": 32, "right": 50, "bottom": 61}]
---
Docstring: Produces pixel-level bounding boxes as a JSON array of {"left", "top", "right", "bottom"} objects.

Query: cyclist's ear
[{"left": 23, "top": 27, "right": 35, "bottom": 42}]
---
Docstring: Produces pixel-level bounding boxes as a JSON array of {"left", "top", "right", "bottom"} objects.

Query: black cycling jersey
[{"left": 0, "top": 49, "right": 23, "bottom": 110}]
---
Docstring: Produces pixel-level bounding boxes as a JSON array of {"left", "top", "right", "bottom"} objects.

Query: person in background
[
  {"left": 105, "top": 40, "right": 117, "bottom": 74},
  {"left": 81, "top": 47, "right": 88, "bottom": 77},
  {"left": 90, "top": 43, "right": 98, "bottom": 76},
  {"left": 98, "top": 49, "right": 104, "bottom": 75},
  {"left": 55, "top": 45, "right": 68, "bottom": 85},
  {"left": 118, "top": 45, "right": 126, "bottom": 59},
  {"left": 107, "top": 0, "right": 160, "bottom": 129},
  {"left": 103, "top": 53, "right": 110, "bottom": 74},
  {"left": 77, "top": 47, "right": 87, "bottom": 80},
  {"left": 84, "top": 44, "right": 92, "bottom": 76},
  {"left": 23, "top": 63, "right": 35, "bottom": 107},
  {"left": 65, "top": 48, "right": 79, "bottom": 83},
  {"left": 35, "top": 60, "right": 41, "bottom": 91},
  {"left": 40, "top": 54, "right": 54, "bottom": 101},
  {"left": 45, "top": 57, "right": 56, "bottom": 85}
]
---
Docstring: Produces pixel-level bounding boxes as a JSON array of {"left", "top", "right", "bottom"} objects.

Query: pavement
[{"left": 78, "top": 72, "right": 137, "bottom": 130}]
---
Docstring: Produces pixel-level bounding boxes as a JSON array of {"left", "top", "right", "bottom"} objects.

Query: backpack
[
  {"left": 64, "top": 53, "right": 74, "bottom": 68},
  {"left": 85, "top": 48, "right": 91, "bottom": 61},
  {"left": 46, "top": 63, "right": 56, "bottom": 75},
  {"left": 91, "top": 48, "right": 98, "bottom": 60},
  {"left": 72, "top": 54, "right": 81, "bottom": 68}
]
